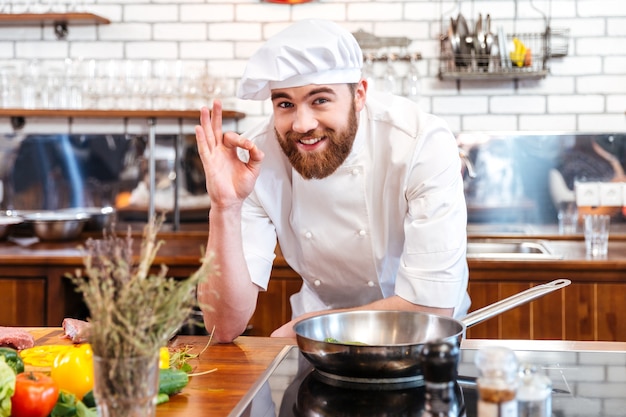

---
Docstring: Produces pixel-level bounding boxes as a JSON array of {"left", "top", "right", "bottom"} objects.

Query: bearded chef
[{"left": 195, "top": 19, "right": 470, "bottom": 343}]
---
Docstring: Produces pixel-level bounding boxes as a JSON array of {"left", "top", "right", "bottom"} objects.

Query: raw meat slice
[{"left": 0, "top": 326, "right": 35, "bottom": 350}]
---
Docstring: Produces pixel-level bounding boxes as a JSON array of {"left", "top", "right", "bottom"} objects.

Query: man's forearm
[{"left": 199, "top": 206, "right": 259, "bottom": 343}]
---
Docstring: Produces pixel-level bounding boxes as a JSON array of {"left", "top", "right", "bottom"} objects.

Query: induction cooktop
[{"left": 230, "top": 344, "right": 626, "bottom": 417}]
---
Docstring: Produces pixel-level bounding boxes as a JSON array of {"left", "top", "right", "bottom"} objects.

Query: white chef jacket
[{"left": 238, "top": 90, "right": 470, "bottom": 319}]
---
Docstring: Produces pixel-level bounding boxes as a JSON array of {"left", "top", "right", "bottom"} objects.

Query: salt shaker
[
  {"left": 420, "top": 340, "right": 462, "bottom": 417},
  {"left": 517, "top": 364, "right": 552, "bottom": 417},
  {"left": 474, "top": 346, "right": 519, "bottom": 417}
]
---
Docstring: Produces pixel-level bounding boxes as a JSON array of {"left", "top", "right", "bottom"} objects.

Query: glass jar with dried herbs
[{"left": 67, "top": 216, "right": 215, "bottom": 417}]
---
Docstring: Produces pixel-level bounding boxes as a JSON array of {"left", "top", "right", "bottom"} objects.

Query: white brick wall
[{"left": 0, "top": 0, "right": 624, "bottom": 135}]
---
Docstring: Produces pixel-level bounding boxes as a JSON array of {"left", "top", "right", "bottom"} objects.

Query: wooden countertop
[
  {"left": 3, "top": 222, "right": 626, "bottom": 277},
  {"left": 0, "top": 224, "right": 209, "bottom": 266},
  {"left": 28, "top": 328, "right": 293, "bottom": 417},
  {"left": 26, "top": 328, "right": 626, "bottom": 416}
]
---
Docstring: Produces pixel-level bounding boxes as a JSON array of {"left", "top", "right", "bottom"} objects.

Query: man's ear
[{"left": 354, "top": 79, "right": 367, "bottom": 111}]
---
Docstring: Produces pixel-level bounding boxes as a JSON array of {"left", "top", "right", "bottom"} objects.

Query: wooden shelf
[
  {"left": 0, "top": 12, "right": 110, "bottom": 25},
  {"left": 0, "top": 108, "right": 246, "bottom": 120},
  {"left": 0, "top": 12, "right": 110, "bottom": 39}
]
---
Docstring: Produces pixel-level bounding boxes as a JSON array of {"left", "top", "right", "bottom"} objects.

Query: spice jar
[
  {"left": 474, "top": 346, "right": 519, "bottom": 417},
  {"left": 517, "top": 364, "right": 552, "bottom": 417},
  {"left": 419, "top": 340, "right": 462, "bottom": 417}
]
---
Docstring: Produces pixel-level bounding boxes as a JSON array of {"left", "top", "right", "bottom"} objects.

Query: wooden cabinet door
[
  {"left": 468, "top": 281, "right": 625, "bottom": 341},
  {"left": 563, "top": 283, "right": 595, "bottom": 341},
  {"left": 466, "top": 281, "right": 532, "bottom": 339},
  {"left": 247, "top": 277, "right": 301, "bottom": 336},
  {"left": 0, "top": 278, "right": 46, "bottom": 326},
  {"left": 596, "top": 284, "right": 626, "bottom": 341}
]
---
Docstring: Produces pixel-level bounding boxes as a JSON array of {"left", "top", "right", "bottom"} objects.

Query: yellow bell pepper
[
  {"left": 20, "top": 344, "right": 71, "bottom": 368},
  {"left": 159, "top": 347, "right": 170, "bottom": 369},
  {"left": 51, "top": 343, "right": 94, "bottom": 399}
]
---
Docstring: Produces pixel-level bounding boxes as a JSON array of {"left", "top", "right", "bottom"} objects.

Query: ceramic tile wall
[{"left": 0, "top": 0, "right": 624, "bottom": 136}]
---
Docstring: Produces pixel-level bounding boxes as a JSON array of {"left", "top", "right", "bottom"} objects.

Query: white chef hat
[{"left": 237, "top": 19, "right": 363, "bottom": 100}]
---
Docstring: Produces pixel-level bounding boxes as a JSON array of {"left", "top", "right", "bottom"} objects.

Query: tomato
[
  {"left": 51, "top": 343, "right": 94, "bottom": 399},
  {"left": 11, "top": 372, "right": 59, "bottom": 417}
]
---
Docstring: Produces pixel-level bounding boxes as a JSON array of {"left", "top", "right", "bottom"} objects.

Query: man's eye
[
  {"left": 314, "top": 98, "right": 329, "bottom": 105},
  {"left": 277, "top": 102, "right": 293, "bottom": 109}
]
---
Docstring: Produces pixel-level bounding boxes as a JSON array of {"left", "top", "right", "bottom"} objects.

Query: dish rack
[
  {"left": 439, "top": 29, "right": 551, "bottom": 81},
  {"left": 438, "top": 0, "right": 569, "bottom": 83}
]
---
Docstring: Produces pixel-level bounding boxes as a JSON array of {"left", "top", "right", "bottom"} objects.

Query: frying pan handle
[{"left": 461, "top": 279, "right": 571, "bottom": 328}]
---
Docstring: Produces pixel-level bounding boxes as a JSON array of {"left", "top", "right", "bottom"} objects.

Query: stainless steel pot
[{"left": 294, "top": 279, "right": 571, "bottom": 386}]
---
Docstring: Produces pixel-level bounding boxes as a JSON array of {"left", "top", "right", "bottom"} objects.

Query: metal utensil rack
[
  {"left": 439, "top": 30, "right": 550, "bottom": 81},
  {"left": 438, "top": 0, "right": 568, "bottom": 85},
  {"left": 352, "top": 29, "right": 421, "bottom": 62}
]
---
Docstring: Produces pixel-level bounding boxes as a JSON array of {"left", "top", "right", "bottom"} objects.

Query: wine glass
[
  {"left": 380, "top": 52, "right": 399, "bottom": 94},
  {"left": 362, "top": 52, "right": 377, "bottom": 91},
  {"left": 404, "top": 53, "right": 421, "bottom": 102}
]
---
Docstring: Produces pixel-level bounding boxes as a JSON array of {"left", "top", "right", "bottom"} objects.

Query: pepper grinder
[{"left": 420, "top": 340, "right": 463, "bottom": 417}]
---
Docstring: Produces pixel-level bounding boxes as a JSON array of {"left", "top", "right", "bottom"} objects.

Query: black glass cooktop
[{"left": 231, "top": 344, "right": 626, "bottom": 417}]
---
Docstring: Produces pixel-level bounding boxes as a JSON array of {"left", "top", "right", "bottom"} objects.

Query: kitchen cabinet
[
  {"left": 0, "top": 275, "right": 46, "bottom": 326},
  {"left": 2, "top": 229, "right": 625, "bottom": 341},
  {"left": 251, "top": 240, "right": 626, "bottom": 341},
  {"left": 466, "top": 280, "right": 626, "bottom": 342},
  {"left": 466, "top": 239, "right": 626, "bottom": 342},
  {"left": 0, "top": 265, "right": 80, "bottom": 327},
  {"left": 246, "top": 247, "right": 301, "bottom": 336},
  {"left": 246, "top": 273, "right": 301, "bottom": 337}
]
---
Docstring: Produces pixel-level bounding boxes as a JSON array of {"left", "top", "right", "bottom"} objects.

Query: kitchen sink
[
  {"left": 466, "top": 239, "right": 563, "bottom": 260},
  {"left": 467, "top": 223, "right": 534, "bottom": 235}
]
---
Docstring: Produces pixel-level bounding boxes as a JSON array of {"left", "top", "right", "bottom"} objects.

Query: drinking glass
[
  {"left": 557, "top": 201, "right": 578, "bottom": 235},
  {"left": 583, "top": 214, "right": 610, "bottom": 258}
]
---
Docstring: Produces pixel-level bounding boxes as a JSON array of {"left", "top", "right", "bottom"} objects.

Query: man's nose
[{"left": 292, "top": 107, "right": 318, "bottom": 133}]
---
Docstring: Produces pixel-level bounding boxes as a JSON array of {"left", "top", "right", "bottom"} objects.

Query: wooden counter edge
[{"left": 24, "top": 328, "right": 626, "bottom": 353}]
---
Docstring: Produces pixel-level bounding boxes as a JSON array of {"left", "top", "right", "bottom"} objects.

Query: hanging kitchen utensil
[{"left": 455, "top": 13, "right": 472, "bottom": 67}]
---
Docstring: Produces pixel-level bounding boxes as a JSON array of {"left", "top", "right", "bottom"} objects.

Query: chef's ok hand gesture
[{"left": 195, "top": 100, "right": 264, "bottom": 210}]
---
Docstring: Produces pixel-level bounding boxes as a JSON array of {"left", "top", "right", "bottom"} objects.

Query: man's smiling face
[{"left": 271, "top": 81, "right": 367, "bottom": 179}]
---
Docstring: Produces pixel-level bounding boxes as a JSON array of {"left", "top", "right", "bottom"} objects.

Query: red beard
[{"left": 276, "top": 103, "right": 358, "bottom": 179}]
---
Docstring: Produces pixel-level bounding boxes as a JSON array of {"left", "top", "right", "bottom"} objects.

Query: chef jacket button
[
  {"left": 351, "top": 168, "right": 359, "bottom": 176},
  {"left": 358, "top": 229, "right": 366, "bottom": 236},
  {"left": 314, "top": 279, "right": 321, "bottom": 287},
  {"left": 367, "top": 281, "right": 375, "bottom": 287},
  {"left": 305, "top": 231, "right": 312, "bottom": 239}
]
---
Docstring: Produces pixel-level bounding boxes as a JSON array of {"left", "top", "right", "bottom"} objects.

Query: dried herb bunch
[{"left": 68, "top": 216, "right": 215, "bottom": 360}]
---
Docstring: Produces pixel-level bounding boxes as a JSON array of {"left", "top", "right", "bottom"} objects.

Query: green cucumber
[
  {"left": 81, "top": 368, "right": 189, "bottom": 408},
  {"left": 158, "top": 368, "right": 189, "bottom": 396}
]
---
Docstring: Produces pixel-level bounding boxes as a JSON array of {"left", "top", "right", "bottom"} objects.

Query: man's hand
[
  {"left": 195, "top": 100, "right": 265, "bottom": 209},
  {"left": 270, "top": 319, "right": 299, "bottom": 338}
]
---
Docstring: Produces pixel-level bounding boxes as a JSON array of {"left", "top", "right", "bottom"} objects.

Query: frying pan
[{"left": 294, "top": 279, "right": 570, "bottom": 386}]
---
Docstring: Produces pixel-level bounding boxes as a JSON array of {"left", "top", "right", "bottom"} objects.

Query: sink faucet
[{"left": 459, "top": 148, "right": 477, "bottom": 179}]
